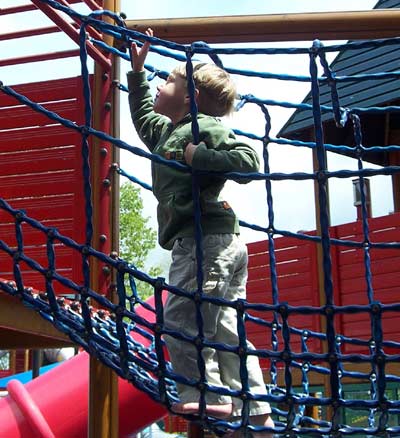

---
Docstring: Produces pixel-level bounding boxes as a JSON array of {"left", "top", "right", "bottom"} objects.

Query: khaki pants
[{"left": 164, "top": 234, "right": 271, "bottom": 417}]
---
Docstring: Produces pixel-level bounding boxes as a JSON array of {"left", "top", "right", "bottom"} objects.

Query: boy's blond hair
[{"left": 171, "top": 63, "right": 236, "bottom": 117}]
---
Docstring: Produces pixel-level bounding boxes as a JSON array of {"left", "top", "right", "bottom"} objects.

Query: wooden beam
[
  {"left": 0, "top": 328, "right": 73, "bottom": 349},
  {"left": 126, "top": 10, "right": 400, "bottom": 44},
  {"left": 0, "top": 292, "right": 73, "bottom": 349}
]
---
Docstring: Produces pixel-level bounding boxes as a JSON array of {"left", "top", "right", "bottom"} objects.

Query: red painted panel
[
  {"left": 336, "top": 213, "right": 400, "bottom": 236},
  {"left": 340, "top": 268, "right": 400, "bottom": 295},
  {"left": 246, "top": 214, "right": 400, "bottom": 357},
  {"left": 247, "top": 273, "right": 313, "bottom": 298},
  {"left": 247, "top": 285, "right": 313, "bottom": 304},
  {"left": 248, "top": 330, "right": 319, "bottom": 356},
  {"left": 0, "top": 196, "right": 75, "bottom": 223},
  {"left": 0, "top": 221, "right": 75, "bottom": 258},
  {"left": 0, "top": 125, "right": 80, "bottom": 152},
  {"left": 0, "top": 146, "right": 76, "bottom": 176},
  {"left": 248, "top": 248, "right": 312, "bottom": 270},
  {"left": 338, "top": 246, "right": 399, "bottom": 266},
  {"left": 369, "top": 228, "right": 400, "bottom": 243},
  {"left": 0, "top": 77, "right": 80, "bottom": 107},
  {"left": 0, "top": 170, "right": 75, "bottom": 199},
  {"left": 0, "top": 101, "right": 77, "bottom": 130},
  {"left": 0, "top": 242, "right": 78, "bottom": 268},
  {"left": 247, "top": 240, "right": 268, "bottom": 254},
  {"left": 248, "top": 235, "right": 314, "bottom": 254},
  {"left": 333, "top": 215, "right": 400, "bottom": 354},
  {"left": 0, "top": 76, "right": 87, "bottom": 294},
  {"left": 248, "top": 259, "right": 311, "bottom": 282},
  {"left": 340, "top": 256, "right": 400, "bottom": 280},
  {"left": 0, "top": 270, "right": 74, "bottom": 295},
  {"left": 338, "top": 319, "right": 393, "bottom": 350}
]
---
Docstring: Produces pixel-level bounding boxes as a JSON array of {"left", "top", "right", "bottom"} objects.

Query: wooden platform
[{"left": 0, "top": 292, "right": 74, "bottom": 349}]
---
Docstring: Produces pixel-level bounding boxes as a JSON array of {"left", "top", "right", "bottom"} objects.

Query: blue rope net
[{"left": 1, "top": 1, "right": 400, "bottom": 436}]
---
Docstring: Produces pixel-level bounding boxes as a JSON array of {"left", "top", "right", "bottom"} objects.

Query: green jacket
[{"left": 127, "top": 70, "right": 260, "bottom": 250}]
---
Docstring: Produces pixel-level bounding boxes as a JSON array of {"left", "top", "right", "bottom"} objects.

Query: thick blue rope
[{"left": 1, "top": 1, "right": 400, "bottom": 435}]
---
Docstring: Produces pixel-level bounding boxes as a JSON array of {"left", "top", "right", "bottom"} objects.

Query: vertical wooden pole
[
  {"left": 31, "top": 350, "right": 42, "bottom": 379},
  {"left": 89, "top": 357, "right": 119, "bottom": 438},
  {"left": 188, "top": 422, "right": 204, "bottom": 438},
  {"left": 312, "top": 145, "right": 333, "bottom": 420},
  {"left": 9, "top": 350, "right": 16, "bottom": 374},
  {"left": 305, "top": 392, "right": 320, "bottom": 426},
  {"left": 88, "top": 0, "right": 120, "bottom": 437},
  {"left": 24, "top": 349, "right": 29, "bottom": 372}
]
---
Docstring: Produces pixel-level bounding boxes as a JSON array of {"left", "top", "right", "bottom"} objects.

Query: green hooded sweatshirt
[{"left": 127, "top": 70, "right": 260, "bottom": 250}]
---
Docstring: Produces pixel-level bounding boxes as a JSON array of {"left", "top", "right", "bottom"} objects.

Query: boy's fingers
[{"left": 130, "top": 42, "right": 138, "bottom": 55}]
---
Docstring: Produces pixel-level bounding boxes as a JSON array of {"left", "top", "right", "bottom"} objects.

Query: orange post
[{"left": 88, "top": 0, "right": 120, "bottom": 437}]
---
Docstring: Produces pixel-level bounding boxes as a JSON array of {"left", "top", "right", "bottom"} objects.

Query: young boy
[{"left": 128, "top": 29, "right": 274, "bottom": 436}]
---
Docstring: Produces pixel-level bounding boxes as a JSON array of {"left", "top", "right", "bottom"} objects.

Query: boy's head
[{"left": 171, "top": 63, "right": 237, "bottom": 117}]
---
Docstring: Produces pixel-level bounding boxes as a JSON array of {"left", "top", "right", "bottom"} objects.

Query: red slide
[
  {"left": 0, "top": 352, "right": 167, "bottom": 438},
  {"left": 0, "top": 298, "right": 168, "bottom": 437}
]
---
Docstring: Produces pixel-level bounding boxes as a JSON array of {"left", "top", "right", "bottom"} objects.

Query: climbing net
[{"left": 1, "top": 1, "right": 400, "bottom": 436}]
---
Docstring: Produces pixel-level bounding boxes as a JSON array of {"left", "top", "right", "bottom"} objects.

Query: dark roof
[{"left": 278, "top": 0, "right": 400, "bottom": 138}]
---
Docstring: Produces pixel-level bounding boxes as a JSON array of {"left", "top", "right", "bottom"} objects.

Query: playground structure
[{"left": 0, "top": 0, "right": 400, "bottom": 437}]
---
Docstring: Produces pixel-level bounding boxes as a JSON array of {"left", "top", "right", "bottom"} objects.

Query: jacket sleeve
[
  {"left": 190, "top": 119, "right": 260, "bottom": 183},
  {"left": 127, "top": 71, "right": 170, "bottom": 152}
]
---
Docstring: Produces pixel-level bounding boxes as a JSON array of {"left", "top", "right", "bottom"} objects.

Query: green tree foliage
[
  {"left": 119, "top": 182, "right": 161, "bottom": 299},
  {"left": 0, "top": 350, "right": 10, "bottom": 370}
]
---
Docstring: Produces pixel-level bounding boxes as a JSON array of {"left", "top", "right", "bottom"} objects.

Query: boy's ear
[{"left": 185, "top": 87, "right": 199, "bottom": 103}]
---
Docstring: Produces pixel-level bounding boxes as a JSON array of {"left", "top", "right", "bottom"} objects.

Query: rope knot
[
  {"left": 328, "top": 353, "right": 338, "bottom": 364},
  {"left": 81, "top": 245, "right": 91, "bottom": 255},
  {"left": 47, "top": 228, "right": 57, "bottom": 239},
  {"left": 15, "top": 210, "right": 25, "bottom": 221},
  {"left": 310, "top": 39, "right": 323, "bottom": 55},
  {"left": 371, "top": 302, "right": 381, "bottom": 314}
]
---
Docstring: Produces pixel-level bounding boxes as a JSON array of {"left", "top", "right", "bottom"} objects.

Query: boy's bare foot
[
  {"left": 223, "top": 415, "right": 275, "bottom": 438},
  {"left": 250, "top": 413, "right": 274, "bottom": 438},
  {"left": 172, "top": 401, "right": 233, "bottom": 418}
]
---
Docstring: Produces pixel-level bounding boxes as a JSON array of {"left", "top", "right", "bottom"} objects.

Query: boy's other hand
[
  {"left": 184, "top": 142, "right": 199, "bottom": 166},
  {"left": 130, "top": 27, "right": 153, "bottom": 72}
]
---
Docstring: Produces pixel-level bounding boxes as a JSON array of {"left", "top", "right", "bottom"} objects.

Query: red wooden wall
[
  {"left": 0, "top": 77, "right": 87, "bottom": 295},
  {"left": 333, "top": 213, "right": 400, "bottom": 354},
  {"left": 246, "top": 212, "right": 400, "bottom": 361},
  {"left": 246, "top": 234, "right": 320, "bottom": 366}
]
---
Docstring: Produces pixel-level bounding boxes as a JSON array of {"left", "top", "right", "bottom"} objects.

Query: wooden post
[
  {"left": 188, "top": 422, "right": 204, "bottom": 438},
  {"left": 312, "top": 143, "right": 333, "bottom": 421},
  {"left": 31, "top": 350, "right": 42, "bottom": 379},
  {"left": 24, "top": 349, "right": 29, "bottom": 372},
  {"left": 9, "top": 350, "right": 16, "bottom": 375},
  {"left": 88, "top": 0, "right": 120, "bottom": 437}
]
